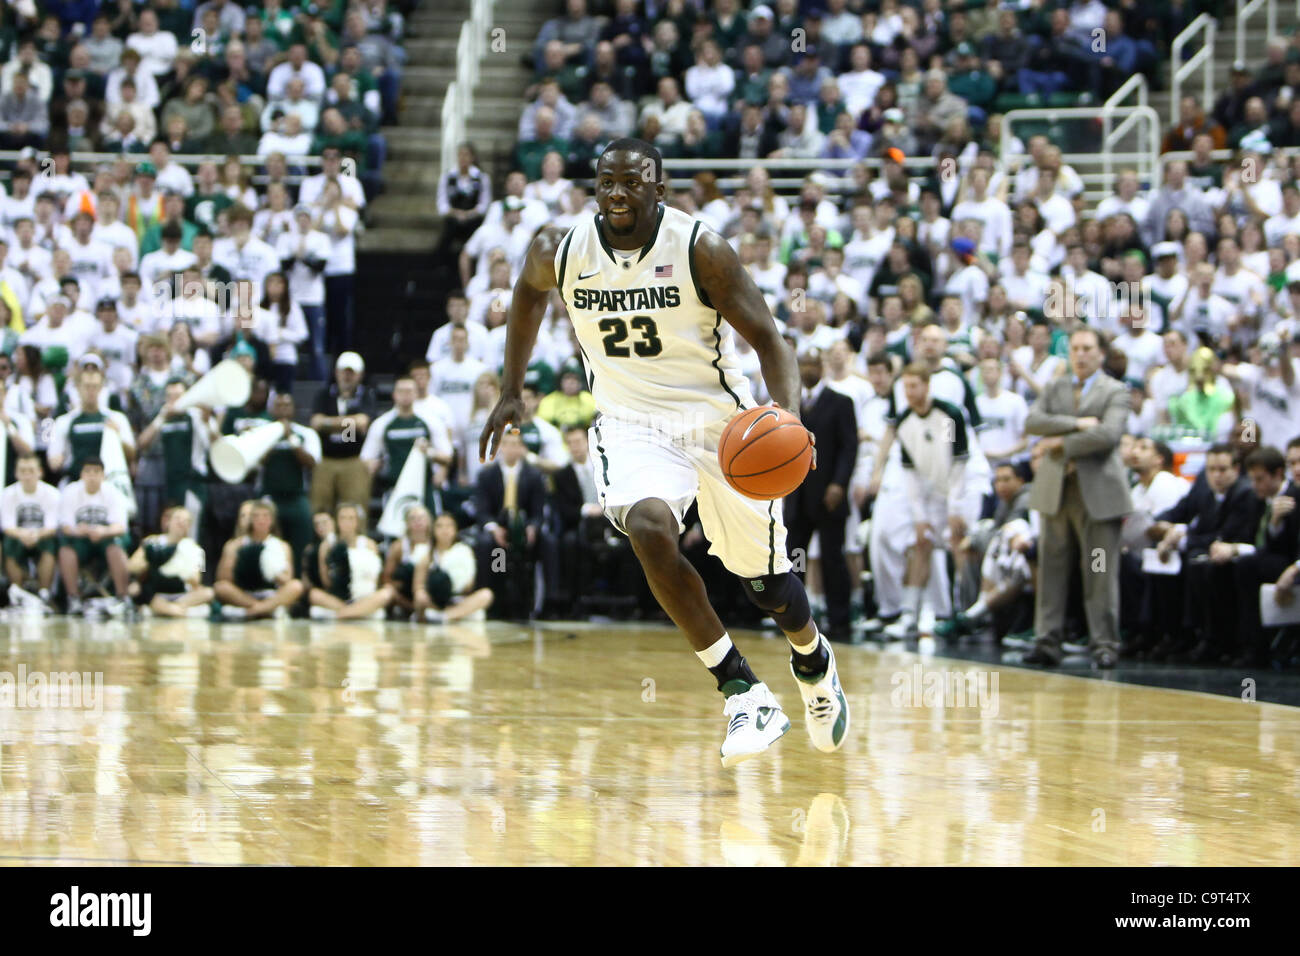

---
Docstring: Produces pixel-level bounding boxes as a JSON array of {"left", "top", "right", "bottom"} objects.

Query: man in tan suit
[{"left": 1024, "top": 327, "right": 1133, "bottom": 668}]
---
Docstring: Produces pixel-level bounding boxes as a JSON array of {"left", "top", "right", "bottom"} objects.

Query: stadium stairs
[
  {"left": 354, "top": 1, "right": 548, "bottom": 375},
  {"left": 1150, "top": 3, "right": 1299, "bottom": 122}
]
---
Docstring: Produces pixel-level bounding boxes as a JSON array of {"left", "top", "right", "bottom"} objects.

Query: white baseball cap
[{"left": 336, "top": 351, "right": 365, "bottom": 372}]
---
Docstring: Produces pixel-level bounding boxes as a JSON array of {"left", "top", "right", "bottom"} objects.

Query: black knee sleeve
[{"left": 743, "top": 572, "right": 812, "bottom": 632}]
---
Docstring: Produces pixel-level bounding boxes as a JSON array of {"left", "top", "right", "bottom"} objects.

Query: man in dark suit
[
  {"left": 784, "top": 348, "right": 858, "bottom": 640},
  {"left": 1204, "top": 445, "right": 1300, "bottom": 665},
  {"left": 1023, "top": 326, "right": 1133, "bottom": 668},
  {"left": 1269, "top": 436, "right": 1300, "bottom": 664},
  {"left": 475, "top": 429, "right": 547, "bottom": 619},
  {"left": 1141, "top": 443, "right": 1257, "bottom": 661}
]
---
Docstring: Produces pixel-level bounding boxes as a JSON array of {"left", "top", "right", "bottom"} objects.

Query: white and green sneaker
[
  {"left": 719, "top": 681, "right": 790, "bottom": 768},
  {"left": 790, "top": 637, "right": 850, "bottom": 753}
]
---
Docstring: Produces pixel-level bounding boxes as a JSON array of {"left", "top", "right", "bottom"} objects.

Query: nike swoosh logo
[
  {"left": 741, "top": 409, "right": 781, "bottom": 441},
  {"left": 577, "top": 269, "right": 600, "bottom": 280},
  {"left": 755, "top": 707, "right": 777, "bottom": 731}
]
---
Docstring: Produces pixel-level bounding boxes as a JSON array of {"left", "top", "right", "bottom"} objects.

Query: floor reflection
[{"left": 0, "top": 619, "right": 1296, "bottom": 865}]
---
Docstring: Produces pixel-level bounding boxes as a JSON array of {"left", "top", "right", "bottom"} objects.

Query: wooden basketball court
[{"left": 0, "top": 617, "right": 1296, "bottom": 865}]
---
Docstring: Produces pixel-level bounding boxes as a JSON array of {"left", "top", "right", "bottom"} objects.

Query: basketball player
[
  {"left": 883, "top": 364, "right": 976, "bottom": 639},
  {"left": 480, "top": 138, "right": 849, "bottom": 768}
]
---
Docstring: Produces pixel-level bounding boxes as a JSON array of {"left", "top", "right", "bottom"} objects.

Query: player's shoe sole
[
  {"left": 719, "top": 681, "right": 791, "bottom": 768},
  {"left": 790, "top": 636, "right": 850, "bottom": 753}
]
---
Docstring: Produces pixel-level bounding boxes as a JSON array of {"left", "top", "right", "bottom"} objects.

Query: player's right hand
[{"left": 479, "top": 393, "right": 526, "bottom": 462}]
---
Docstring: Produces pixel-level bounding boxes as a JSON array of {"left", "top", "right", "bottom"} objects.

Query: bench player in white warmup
[{"left": 481, "top": 139, "right": 849, "bottom": 767}]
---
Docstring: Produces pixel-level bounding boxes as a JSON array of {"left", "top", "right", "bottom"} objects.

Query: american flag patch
[{"left": 654, "top": 264, "right": 673, "bottom": 278}]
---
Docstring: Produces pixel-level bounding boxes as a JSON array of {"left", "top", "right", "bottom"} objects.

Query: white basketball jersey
[{"left": 555, "top": 204, "right": 755, "bottom": 433}]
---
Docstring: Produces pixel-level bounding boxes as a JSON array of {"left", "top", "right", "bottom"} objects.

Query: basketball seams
[
  {"left": 723, "top": 424, "right": 812, "bottom": 477},
  {"left": 718, "top": 406, "right": 813, "bottom": 498},
  {"left": 728, "top": 440, "right": 813, "bottom": 480}
]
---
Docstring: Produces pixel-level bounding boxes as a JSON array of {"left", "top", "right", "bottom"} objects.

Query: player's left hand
[
  {"left": 771, "top": 402, "right": 816, "bottom": 470},
  {"left": 479, "top": 393, "right": 525, "bottom": 462}
]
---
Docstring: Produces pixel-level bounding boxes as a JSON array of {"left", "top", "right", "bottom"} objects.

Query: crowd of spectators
[
  {"left": 503, "top": 0, "right": 1220, "bottom": 186},
  {"left": 0, "top": 0, "right": 429, "bottom": 620},
  {"left": 0, "top": 1, "right": 409, "bottom": 522},
  {"left": 0, "top": 0, "right": 401, "bottom": 192}
]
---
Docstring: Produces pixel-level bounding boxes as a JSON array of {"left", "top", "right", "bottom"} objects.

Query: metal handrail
[
  {"left": 1160, "top": 148, "right": 1236, "bottom": 165},
  {"left": 437, "top": 0, "right": 495, "bottom": 191},
  {"left": 659, "top": 157, "right": 937, "bottom": 172},
  {"left": 1102, "top": 75, "right": 1149, "bottom": 195},
  {"left": 1001, "top": 106, "right": 1161, "bottom": 198},
  {"left": 440, "top": 78, "right": 460, "bottom": 185},
  {"left": 1237, "top": 0, "right": 1276, "bottom": 67},
  {"left": 0, "top": 149, "right": 323, "bottom": 170},
  {"left": 1105, "top": 73, "right": 1148, "bottom": 113},
  {"left": 1172, "top": 14, "right": 1217, "bottom": 125}
]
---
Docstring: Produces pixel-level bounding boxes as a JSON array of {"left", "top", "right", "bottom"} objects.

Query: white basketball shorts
[{"left": 588, "top": 416, "right": 792, "bottom": 579}]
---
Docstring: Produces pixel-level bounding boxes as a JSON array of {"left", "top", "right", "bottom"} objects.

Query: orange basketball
[{"left": 718, "top": 405, "right": 813, "bottom": 500}]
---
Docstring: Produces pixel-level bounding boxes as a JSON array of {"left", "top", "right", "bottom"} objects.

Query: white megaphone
[
  {"left": 175, "top": 360, "right": 251, "bottom": 412},
  {"left": 101, "top": 424, "right": 137, "bottom": 517},
  {"left": 377, "top": 444, "right": 427, "bottom": 538},
  {"left": 210, "top": 421, "right": 285, "bottom": 483}
]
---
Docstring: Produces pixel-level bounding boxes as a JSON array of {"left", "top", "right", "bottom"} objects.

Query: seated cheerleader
[
  {"left": 412, "top": 512, "right": 494, "bottom": 624},
  {"left": 127, "top": 506, "right": 214, "bottom": 617},
  {"left": 299, "top": 510, "right": 335, "bottom": 598},
  {"left": 381, "top": 504, "right": 435, "bottom": 618},
  {"left": 212, "top": 498, "right": 304, "bottom": 620},
  {"left": 308, "top": 502, "right": 396, "bottom": 620}
]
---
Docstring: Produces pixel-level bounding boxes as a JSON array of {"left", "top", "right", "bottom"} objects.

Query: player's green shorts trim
[
  {"left": 3, "top": 535, "right": 56, "bottom": 561},
  {"left": 59, "top": 533, "right": 132, "bottom": 566}
]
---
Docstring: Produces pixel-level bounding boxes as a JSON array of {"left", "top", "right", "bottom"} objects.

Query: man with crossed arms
[{"left": 1023, "top": 326, "right": 1133, "bottom": 669}]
